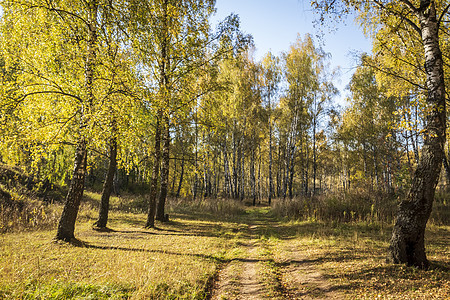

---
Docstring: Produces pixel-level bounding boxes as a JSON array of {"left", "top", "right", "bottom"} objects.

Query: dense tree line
[{"left": 0, "top": 0, "right": 449, "bottom": 268}]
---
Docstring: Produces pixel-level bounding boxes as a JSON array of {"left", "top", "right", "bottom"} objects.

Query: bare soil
[
  {"left": 211, "top": 221, "right": 344, "bottom": 299},
  {"left": 212, "top": 224, "right": 268, "bottom": 300}
]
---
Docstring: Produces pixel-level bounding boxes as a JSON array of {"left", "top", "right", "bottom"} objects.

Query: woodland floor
[{"left": 0, "top": 195, "right": 449, "bottom": 299}]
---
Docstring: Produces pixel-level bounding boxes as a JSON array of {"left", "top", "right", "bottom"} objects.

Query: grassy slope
[{"left": 0, "top": 196, "right": 448, "bottom": 299}]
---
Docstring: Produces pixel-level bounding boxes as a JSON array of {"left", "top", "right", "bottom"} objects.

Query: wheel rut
[
  {"left": 210, "top": 212, "right": 344, "bottom": 299},
  {"left": 211, "top": 225, "right": 268, "bottom": 300}
]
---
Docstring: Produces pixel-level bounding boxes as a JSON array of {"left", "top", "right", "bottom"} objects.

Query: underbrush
[
  {"left": 167, "top": 197, "right": 246, "bottom": 218},
  {"left": 432, "top": 191, "right": 450, "bottom": 225},
  {"left": 0, "top": 164, "right": 65, "bottom": 233},
  {"left": 0, "top": 198, "right": 61, "bottom": 233},
  {"left": 271, "top": 189, "right": 449, "bottom": 225}
]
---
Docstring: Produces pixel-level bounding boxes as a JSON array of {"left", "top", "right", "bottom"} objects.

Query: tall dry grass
[
  {"left": 167, "top": 197, "right": 246, "bottom": 218},
  {"left": 272, "top": 190, "right": 423, "bottom": 224},
  {"left": 272, "top": 189, "right": 449, "bottom": 225},
  {"left": 0, "top": 199, "right": 61, "bottom": 233}
]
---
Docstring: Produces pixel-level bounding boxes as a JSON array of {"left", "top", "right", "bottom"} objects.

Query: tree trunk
[
  {"left": 156, "top": 115, "right": 170, "bottom": 222},
  {"left": 176, "top": 153, "right": 185, "bottom": 199},
  {"left": 305, "top": 140, "right": 309, "bottom": 195},
  {"left": 388, "top": 2, "right": 446, "bottom": 269},
  {"left": 55, "top": 0, "right": 97, "bottom": 242},
  {"left": 171, "top": 150, "right": 177, "bottom": 195},
  {"left": 276, "top": 141, "right": 282, "bottom": 197},
  {"left": 373, "top": 147, "right": 379, "bottom": 189},
  {"left": 289, "top": 144, "right": 295, "bottom": 199},
  {"left": 313, "top": 119, "right": 317, "bottom": 195},
  {"left": 239, "top": 126, "right": 245, "bottom": 201},
  {"left": 151, "top": 0, "right": 170, "bottom": 224},
  {"left": 192, "top": 105, "right": 199, "bottom": 200},
  {"left": 223, "top": 143, "right": 231, "bottom": 197},
  {"left": 145, "top": 110, "right": 162, "bottom": 228},
  {"left": 232, "top": 125, "right": 238, "bottom": 199},
  {"left": 268, "top": 109, "right": 273, "bottom": 205},
  {"left": 94, "top": 134, "right": 117, "bottom": 228},
  {"left": 283, "top": 138, "right": 289, "bottom": 199},
  {"left": 257, "top": 143, "right": 262, "bottom": 203},
  {"left": 56, "top": 139, "right": 88, "bottom": 241},
  {"left": 251, "top": 145, "right": 256, "bottom": 206},
  {"left": 442, "top": 153, "right": 450, "bottom": 185}
]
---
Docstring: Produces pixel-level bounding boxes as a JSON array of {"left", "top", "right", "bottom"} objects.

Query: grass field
[{"left": 0, "top": 194, "right": 449, "bottom": 299}]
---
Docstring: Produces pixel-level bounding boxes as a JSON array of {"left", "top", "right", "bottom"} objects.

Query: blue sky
[{"left": 211, "top": 0, "right": 373, "bottom": 105}]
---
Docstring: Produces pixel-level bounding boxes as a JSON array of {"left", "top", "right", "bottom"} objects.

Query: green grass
[{"left": 0, "top": 195, "right": 448, "bottom": 299}]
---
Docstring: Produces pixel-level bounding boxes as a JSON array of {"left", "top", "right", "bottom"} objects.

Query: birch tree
[{"left": 313, "top": 0, "right": 449, "bottom": 268}]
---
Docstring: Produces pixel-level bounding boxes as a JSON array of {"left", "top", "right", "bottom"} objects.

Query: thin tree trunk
[
  {"left": 405, "top": 133, "right": 414, "bottom": 177},
  {"left": 388, "top": 2, "right": 446, "bottom": 269},
  {"left": 313, "top": 119, "right": 317, "bottom": 195},
  {"left": 277, "top": 140, "right": 282, "bottom": 197},
  {"left": 154, "top": 0, "right": 170, "bottom": 223},
  {"left": 239, "top": 124, "right": 245, "bottom": 201},
  {"left": 257, "top": 143, "right": 262, "bottom": 203},
  {"left": 305, "top": 139, "right": 309, "bottom": 195},
  {"left": 94, "top": 134, "right": 117, "bottom": 229},
  {"left": 442, "top": 153, "right": 450, "bottom": 184},
  {"left": 156, "top": 116, "right": 170, "bottom": 222},
  {"left": 268, "top": 110, "right": 273, "bottom": 205},
  {"left": 289, "top": 144, "right": 295, "bottom": 199},
  {"left": 232, "top": 125, "right": 238, "bottom": 199},
  {"left": 176, "top": 153, "right": 184, "bottom": 199},
  {"left": 283, "top": 138, "right": 289, "bottom": 199},
  {"left": 171, "top": 150, "right": 177, "bottom": 196},
  {"left": 373, "top": 147, "right": 379, "bottom": 189},
  {"left": 223, "top": 143, "right": 231, "bottom": 197},
  {"left": 251, "top": 145, "right": 256, "bottom": 206},
  {"left": 145, "top": 110, "right": 162, "bottom": 228}
]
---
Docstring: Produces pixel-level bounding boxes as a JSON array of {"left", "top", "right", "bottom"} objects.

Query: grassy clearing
[
  {"left": 0, "top": 198, "right": 249, "bottom": 299},
  {"left": 0, "top": 194, "right": 448, "bottom": 299}
]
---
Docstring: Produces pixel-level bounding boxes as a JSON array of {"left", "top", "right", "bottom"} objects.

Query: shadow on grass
[
  {"left": 67, "top": 238, "right": 284, "bottom": 267},
  {"left": 320, "top": 260, "right": 450, "bottom": 294},
  {"left": 106, "top": 207, "right": 396, "bottom": 244},
  {"left": 82, "top": 205, "right": 447, "bottom": 274}
]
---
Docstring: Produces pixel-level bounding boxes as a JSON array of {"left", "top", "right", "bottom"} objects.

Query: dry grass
[
  {"left": 271, "top": 191, "right": 450, "bottom": 226},
  {"left": 0, "top": 198, "right": 62, "bottom": 233},
  {"left": 0, "top": 194, "right": 448, "bottom": 299},
  {"left": 0, "top": 206, "right": 250, "bottom": 299}
]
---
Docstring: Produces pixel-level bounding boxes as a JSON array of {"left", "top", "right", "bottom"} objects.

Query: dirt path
[
  {"left": 238, "top": 243, "right": 265, "bottom": 299},
  {"left": 211, "top": 224, "right": 268, "bottom": 300},
  {"left": 210, "top": 212, "right": 344, "bottom": 300},
  {"left": 211, "top": 261, "right": 239, "bottom": 299}
]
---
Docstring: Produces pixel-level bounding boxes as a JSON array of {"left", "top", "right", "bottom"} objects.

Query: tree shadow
[
  {"left": 67, "top": 238, "right": 283, "bottom": 267},
  {"left": 321, "top": 261, "right": 450, "bottom": 294}
]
